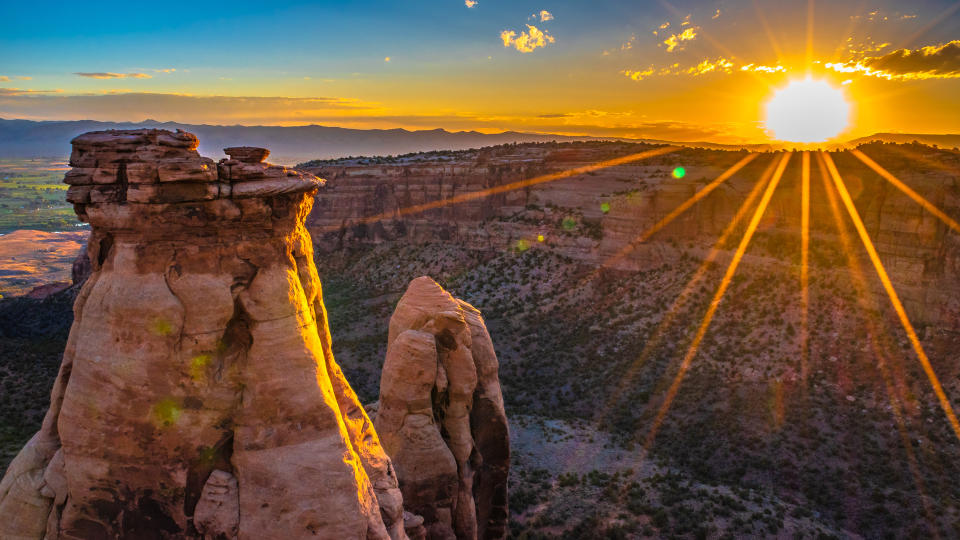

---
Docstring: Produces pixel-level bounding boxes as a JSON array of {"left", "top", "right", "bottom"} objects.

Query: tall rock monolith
[
  {"left": 0, "top": 129, "right": 408, "bottom": 539},
  {"left": 374, "top": 277, "right": 510, "bottom": 540}
]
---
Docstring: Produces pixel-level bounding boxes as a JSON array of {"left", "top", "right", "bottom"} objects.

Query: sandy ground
[{"left": 0, "top": 229, "right": 88, "bottom": 297}]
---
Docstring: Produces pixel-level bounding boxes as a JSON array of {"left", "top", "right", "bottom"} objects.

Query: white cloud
[
  {"left": 501, "top": 24, "right": 555, "bottom": 53},
  {"left": 603, "top": 35, "right": 637, "bottom": 56},
  {"left": 621, "top": 67, "right": 655, "bottom": 81},
  {"left": 662, "top": 27, "right": 698, "bottom": 52},
  {"left": 622, "top": 58, "right": 786, "bottom": 82}
]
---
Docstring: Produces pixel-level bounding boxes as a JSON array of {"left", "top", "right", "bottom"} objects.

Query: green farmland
[{"left": 0, "top": 158, "right": 85, "bottom": 234}]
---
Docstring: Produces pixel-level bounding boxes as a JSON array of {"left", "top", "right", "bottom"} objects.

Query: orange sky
[{"left": 1, "top": 0, "right": 959, "bottom": 143}]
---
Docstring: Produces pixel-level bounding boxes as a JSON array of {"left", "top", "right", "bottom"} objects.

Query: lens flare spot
[
  {"left": 515, "top": 239, "right": 530, "bottom": 252},
  {"left": 537, "top": 234, "right": 545, "bottom": 242},
  {"left": 189, "top": 354, "right": 212, "bottom": 380},
  {"left": 149, "top": 317, "right": 174, "bottom": 337},
  {"left": 600, "top": 202, "right": 611, "bottom": 213},
  {"left": 672, "top": 167, "right": 686, "bottom": 179},
  {"left": 561, "top": 216, "right": 577, "bottom": 231},
  {"left": 152, "top": 398, "right": 182, "bottom": 427},
  {"left": 198, "top": 445, "right": 218, "bottom": 464}
]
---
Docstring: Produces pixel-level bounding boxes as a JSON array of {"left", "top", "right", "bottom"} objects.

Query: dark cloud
[{"left": 833, "top": 40, "right": 960, "bottom": 79}]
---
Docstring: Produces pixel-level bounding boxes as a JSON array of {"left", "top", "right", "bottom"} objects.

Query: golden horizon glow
[{"left": 764, "top": 78, "right": 851, "bottom": 142}]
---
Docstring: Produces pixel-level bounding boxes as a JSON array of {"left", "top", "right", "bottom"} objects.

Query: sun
[{"left": 764, "top": 78, "right": 851, "bottom": 143}]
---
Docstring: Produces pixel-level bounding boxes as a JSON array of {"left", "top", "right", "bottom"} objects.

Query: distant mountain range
[
  {"left": 0, "top": 118, "right": 771, "bottom": 164},
  {"left": 845, "top": 133, "right": 960, "bottom": 149},
  {"left": 0, "top": 118, "right": 954, "bottom": 164}
]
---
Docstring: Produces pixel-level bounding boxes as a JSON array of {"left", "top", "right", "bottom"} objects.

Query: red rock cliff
[{"left": 0, "top": 130, "right": 409, "bottom": 539}]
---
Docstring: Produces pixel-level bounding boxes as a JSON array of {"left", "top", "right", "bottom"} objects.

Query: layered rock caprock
[
  {"left": 0, "top": 129, "right": 408, "bottom": 539},
  {"left": 375, "top": 277, "right": 510, "bottom": 540}
]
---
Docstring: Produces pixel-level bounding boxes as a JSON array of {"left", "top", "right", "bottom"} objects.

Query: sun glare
[{"left": 764, "top": 78, "right": 850, "bottom": 143}]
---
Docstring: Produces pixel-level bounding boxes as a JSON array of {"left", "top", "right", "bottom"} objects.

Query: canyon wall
[{"left": 302, "top": 143, "right": 960, "bottom": 332}]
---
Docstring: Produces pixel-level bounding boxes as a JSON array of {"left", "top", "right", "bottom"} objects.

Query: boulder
[{"left": 224, "top": 147, "right": 270, "bottom": 164}]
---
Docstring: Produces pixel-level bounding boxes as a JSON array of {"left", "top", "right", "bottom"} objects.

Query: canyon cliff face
[
  {"left": 0, "top": 130, "right": 408, "bottom": 539},
  {"left": 302, "top": 144, "right": 960, "bottom": 332},
  {"left": 373, "top": 277, "right": 509, "bottom": 540}
]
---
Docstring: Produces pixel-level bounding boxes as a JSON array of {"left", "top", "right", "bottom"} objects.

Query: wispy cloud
[
  {"left": 602, "top": 34, "right": 637, "bottom": 56},
  {"left": 0, "top": 92, "right": 380, "bottom": 125},
  {"left": 0, "top": 88, "right": 63, "bottom": 96},
  {"left": 622, "top": 67, "right": 655, "bottom": 81},
  {"left": 0, "top": 76, "right": 8, "bottom": 82},
  {"left": 686, "top": 57, "right": 734, "bottom": 75},
  {"left": 662, "top": 27, "right": 698, "bottom": 52},
  {"left": 465, "top": 0, "right": 477, "bottom": 7},
  {"left": 622, "top": 58, "right": 785, "bottom": 82},
  {"left": 850, "top": 9, "right": 917, "bottom": 22},
  {"left": 74, "top": 72, "right": 153, "bottom": 79},
  {"left": 539, "top": 10, "right": 553, "bottom": 21},
  {"left": 712, "top": 9, "right": 721, "bottom": 19},
  {"left": 501, "top": 24, "right": 555, "bottom": 53},
  {"left": 827, "top": 40, "right": 960, "bottom": 80},
  {"left": 740, "top": 63, "right": 785, "bottom": 74}
]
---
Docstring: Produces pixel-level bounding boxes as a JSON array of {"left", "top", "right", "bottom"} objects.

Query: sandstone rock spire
[
  {"left": 0, "top": 129, "right": 408, "bottom": 539},
  {"left": 374, "top": 277, "right": 510, "bottom": 540}
]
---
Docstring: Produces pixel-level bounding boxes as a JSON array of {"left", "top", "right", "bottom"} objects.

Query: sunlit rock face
[
  {"left": 0, "top": 129, "right": 408, "bottom": 540},
  {"left": 375, "top": 277, "right": 509, "bottom": 540}
]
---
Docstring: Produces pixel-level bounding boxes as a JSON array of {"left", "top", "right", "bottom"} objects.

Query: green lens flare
[{"left": 672, "top": 167, "right": 686, "bottom": 179}]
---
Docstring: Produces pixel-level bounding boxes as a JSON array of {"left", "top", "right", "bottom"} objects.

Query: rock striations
[
  {"left": 0, "top": 129, "right": 409, "bottom": 539},
  {"left": 374, "top": 277, "right": 510, "bottom": 540}
]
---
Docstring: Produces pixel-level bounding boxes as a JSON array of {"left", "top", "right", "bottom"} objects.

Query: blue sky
[{"left": 2, "top": 0, "right": 959, "bottom": 142}]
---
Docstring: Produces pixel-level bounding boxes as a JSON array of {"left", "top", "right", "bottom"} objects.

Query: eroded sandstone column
[
  {"left": 375, "top": 277, "right": 510, "bottom": 540},
  {"left": 0, "top": 130, "right": 406, "bottom": 539}
]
